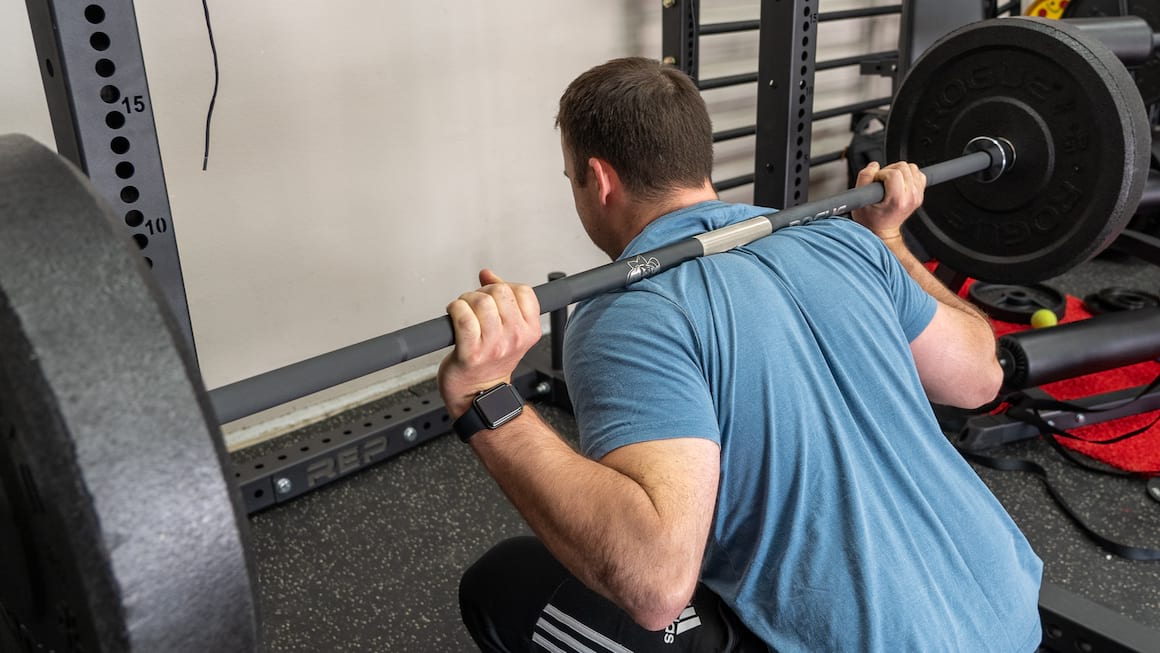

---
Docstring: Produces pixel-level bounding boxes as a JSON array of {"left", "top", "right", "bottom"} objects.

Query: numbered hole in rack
[
  {"left": 115, "top": 162, "right": 134, "bottom": 179},
  {"left": 84, "top": 4, "right": 106, "bottom": 23},
  {"left": 100, "top": 85, "right": 120, "bottom": 104},
  {"left": 105, "top": 111, "right": 125, "bottom": 129},
  {"left": 120, "top": 186, "right": 139, "bottom": 203},
  {"left": 95, "top": 59, "right": 115, "bottom": 78},
  {"left": 132, "top": 234, "right": 148, "bottom": 250},
  {"left": 90, "top": 32, "right": 110, "bottom": 52},
  {"left": 110, "top": 136, "right": 130, "bottom": 155},
  {"left": 124, "top": 210, "right": 144, "bottom": 227}
]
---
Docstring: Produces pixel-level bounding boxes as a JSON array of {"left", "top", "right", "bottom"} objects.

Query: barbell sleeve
[{"left": 208, "top": 145, "right": 1001, "bottom": 423}]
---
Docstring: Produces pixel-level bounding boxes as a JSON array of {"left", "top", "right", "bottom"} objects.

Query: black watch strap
[
  {"left": 453, "top": 404, "right": 490, "bottom": 442},
  {"left": 453, "top": 383, "right": 524, "bottom": 442}
]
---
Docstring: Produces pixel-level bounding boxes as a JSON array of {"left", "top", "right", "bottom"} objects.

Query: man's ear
[{"left": 588, "top": 157, "right": 620, "bottom": 206}]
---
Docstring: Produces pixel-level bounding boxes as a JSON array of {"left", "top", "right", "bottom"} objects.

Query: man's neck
[{"left": 610, "top": 182, "right": 719, "bottom": 258}]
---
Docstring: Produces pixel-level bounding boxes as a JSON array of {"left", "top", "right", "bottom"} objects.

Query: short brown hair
[{"left": 556, "top": 57, "right": 713, "bottom": 201}]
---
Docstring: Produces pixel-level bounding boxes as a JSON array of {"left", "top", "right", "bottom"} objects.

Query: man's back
[{"left": 565, "top": 201, "right": 1043, "bottom": 652}]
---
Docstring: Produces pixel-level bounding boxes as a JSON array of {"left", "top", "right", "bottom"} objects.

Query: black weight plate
[
  {"left": 968, "top": 282, "right": 1067, "bottom": 323},
  {"left": 1063, "top": 0, "right": 1160, "bottom": 106},
  {"left": 1083, "top": 286, "right": 1160, "bottom": 313},
  {"left": 0, "top": 135, "right": 259, "bottom": 652},
  {"left": 887, "top": 17, "right": 1151, "bottom": 283}
]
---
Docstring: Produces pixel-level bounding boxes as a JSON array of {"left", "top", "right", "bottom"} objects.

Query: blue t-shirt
[{"left": 563, "top": 201, "right": 1043, "bottom": 652}]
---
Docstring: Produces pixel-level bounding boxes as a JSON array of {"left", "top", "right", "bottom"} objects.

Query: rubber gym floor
[{"left": 231, "top": 255, "right": 1160, "bottom": 652}]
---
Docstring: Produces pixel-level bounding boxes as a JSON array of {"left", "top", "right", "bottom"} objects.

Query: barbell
[
  {"left": 0, "top": 16, "right": 1152, "bottom": 652},
  {"left": 210, "top": 18, "right": 1154, "bottom": 424}
]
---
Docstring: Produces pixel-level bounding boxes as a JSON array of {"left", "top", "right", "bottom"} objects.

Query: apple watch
[{"left": 452, "top": 382, "right": 525, "bottom": 442}]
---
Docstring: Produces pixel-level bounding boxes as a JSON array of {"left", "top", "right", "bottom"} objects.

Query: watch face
[{"left": 476, "top": 384, "right": 523, "bottom": 428}]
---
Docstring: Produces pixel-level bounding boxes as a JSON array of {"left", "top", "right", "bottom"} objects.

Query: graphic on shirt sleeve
[{"left": 625, "top": 255, "right": 662, "bottom": 283}]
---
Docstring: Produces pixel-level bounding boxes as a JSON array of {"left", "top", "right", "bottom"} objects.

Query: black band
[{"left": 454, "top": 404, "right": 491, "bottom": 442}]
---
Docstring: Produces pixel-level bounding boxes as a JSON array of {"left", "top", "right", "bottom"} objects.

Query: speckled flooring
[
  {"left": 235, "top": 384, "right": 580, "bottom": 652},
  {"left": 238, "top": 253, "right": 1160, "bottom": 652}
]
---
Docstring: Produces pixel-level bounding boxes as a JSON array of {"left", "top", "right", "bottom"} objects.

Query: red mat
[{"left": 973, "top": 288, "right": 1160, "bottom": 474}]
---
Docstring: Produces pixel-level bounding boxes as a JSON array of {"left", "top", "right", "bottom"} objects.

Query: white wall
[{"left": 1, "top": 1, "right": 908, "bottom": 448}]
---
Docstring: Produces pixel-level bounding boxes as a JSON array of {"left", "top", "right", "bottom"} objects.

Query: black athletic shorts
[{"left": 459, "top": 536, "right": 771, "bottom": 652}]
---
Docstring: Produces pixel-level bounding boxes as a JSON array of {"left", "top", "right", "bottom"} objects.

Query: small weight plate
[
  {"left": 887, "top": 17, "right": 1151, "bottom": 283},
  {"left": 968, "top": 282, "right": 1067, "bottom": 323},
  {"left": 0, "top": 135, "right": 259, "bottom": 651},
  {"left": 1083, "top": 286, "right": 1160, "bottom": 313}
]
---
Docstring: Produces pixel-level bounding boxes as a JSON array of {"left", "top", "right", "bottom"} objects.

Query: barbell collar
[{"left": 964, "top": 136, "right": 1015, "bottom": 184}]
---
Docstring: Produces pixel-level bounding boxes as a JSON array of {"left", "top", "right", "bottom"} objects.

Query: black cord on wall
[{"left": 202, "top": 0, "right": 219, "bottom": 171}]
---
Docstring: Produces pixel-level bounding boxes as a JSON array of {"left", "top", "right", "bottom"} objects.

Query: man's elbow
[
  {"left": 966, "top": 357, "right": 1004, "bottom": 407},
  {"left": 926, "top": 347, "right": 1004, "bottom": 409},
  {"left": 950, "top": 353, "right": 1004, "bottom": 409},
  {"left": 614, "top": 559, "right": 699, "bottom": 632},
  {"left": 625, "top": 581, "right": 698, "bottom": 632}
]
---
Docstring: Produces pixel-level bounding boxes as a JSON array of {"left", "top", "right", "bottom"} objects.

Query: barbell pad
[
  {"left": 998, "top": 307, "right": 1160, "bottom": 390},
  {"left": 1062, "top": 16, "right": 1156, "bottom": 65},
  {"left": 1063, "top": 0, "right": 1160, "bottom": 106},
  {"left": 0, "top": 134, "right": 260, "bottom": 652},
  {"left": 886, "top": 16, "right": 1151, "bottom": 284}
]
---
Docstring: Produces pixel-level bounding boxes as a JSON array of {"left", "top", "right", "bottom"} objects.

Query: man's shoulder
[
  {"left": 570, "top": 282, "right": 685, "bottom": 328},
  {"left": 755, "top": 216, "right": 890, "bottom": 265}
]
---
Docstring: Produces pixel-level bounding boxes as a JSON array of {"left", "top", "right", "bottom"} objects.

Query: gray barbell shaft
[{"left": 208, "top": 148, "right": 996, "bottom": 423}]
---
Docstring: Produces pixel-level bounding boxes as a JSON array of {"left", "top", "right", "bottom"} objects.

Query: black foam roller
[{"left": 997, "top": 308, "right": 1160, "bottom": 390}]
